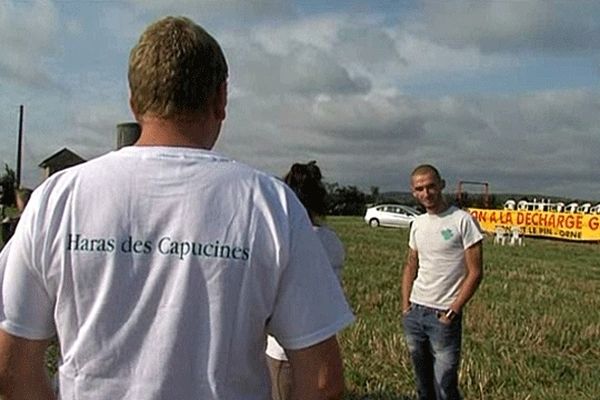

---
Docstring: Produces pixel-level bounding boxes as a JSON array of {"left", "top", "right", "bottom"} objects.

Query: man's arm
[
  {"left": 401, "top": 248, "right": 419, "bottom": 314},
  {"left": 0, "top": 329, "right": 56, "bottom": 400},
  {"left": 286, "top": 336, "right": 345, "bottom": 400},
  {"left": 448, "top": 240, "right": 483, "bottom": 314}
]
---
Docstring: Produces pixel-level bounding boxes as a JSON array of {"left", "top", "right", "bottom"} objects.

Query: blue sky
[{"left": 1, "top": 0, "right": 600, "bottom": 201}]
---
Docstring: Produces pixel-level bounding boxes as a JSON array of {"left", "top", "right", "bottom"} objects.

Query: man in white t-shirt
[
  {"left": 401, "top": 164, "right": 483, "bottom": 400},
  {"left": 0, "top": 16, "right": 354, "bottom": 400}
]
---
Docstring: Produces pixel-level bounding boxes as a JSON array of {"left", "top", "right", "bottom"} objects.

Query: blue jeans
[{"left": 402, "top": 303, "right": 462, "bottom": 400}]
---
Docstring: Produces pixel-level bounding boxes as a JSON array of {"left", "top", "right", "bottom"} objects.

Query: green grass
[{"left": 328, "top": 216, "right": 600, "bottom": 400}]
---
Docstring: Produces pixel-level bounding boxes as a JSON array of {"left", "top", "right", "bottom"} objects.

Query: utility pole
[{"left": 16, "top": 105, "right": 24, "bottom": 188}]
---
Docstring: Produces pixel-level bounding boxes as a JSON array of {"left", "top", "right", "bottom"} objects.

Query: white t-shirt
[
  {"left": 265, "top": 224, "right": 346, "bottom": 361},
  {"left": 0, "top": 240, "right": 10, "bottom": 322},
  {"left": 408, "top": 206, "right": 483, "bottom": 309},
  {"left": 1, "top": 146, "right": 354, "bottom": 400},
  {"left": 314, "top": 225, "right": 345, "bottom": 280}
]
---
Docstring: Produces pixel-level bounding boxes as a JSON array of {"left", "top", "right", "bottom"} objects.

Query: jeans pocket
[
  {"left": 436, "top": 314, "right": 462, "bottom": 334},
  {"left": 437, "top": 314, "right": 453, "bottom": 326}
]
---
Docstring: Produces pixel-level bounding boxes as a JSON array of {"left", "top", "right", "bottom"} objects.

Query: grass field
[
  {"left": 328, "top": 216, "right": 600, "bottom": 400},
  {"left": 36, "top": 215, "right": 599, "bottom": 399}
]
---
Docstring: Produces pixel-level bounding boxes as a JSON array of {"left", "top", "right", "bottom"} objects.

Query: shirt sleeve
[
  {"left": 408, "top": 219, "right": 418, "bottom": 250},
  {"left": 1, "top": 192, "right": 56, "bottom": 340},
  {"left": 0, "top": 240, "right": 11, "bottom": 322},
  {"left": 267, "top": 208, "right": 354, "bottom": 351},
  {"left": 315, "top": 227, "right": 345, "bottom": 281},
  {"left": 461, "top": 213, "right": 484, "bottom": 249}
]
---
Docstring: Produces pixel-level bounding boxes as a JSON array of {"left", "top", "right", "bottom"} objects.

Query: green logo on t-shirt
[{"left": 441, "top": 229, "right": 454, "bottom": 240}]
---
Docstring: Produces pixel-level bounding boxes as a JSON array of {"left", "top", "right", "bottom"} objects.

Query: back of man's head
[{"left": 128, "top": 16, "right": 228, "bottom": 119}]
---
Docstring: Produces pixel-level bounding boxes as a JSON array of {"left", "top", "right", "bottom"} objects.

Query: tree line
[{"left": 4, "top": 165, "right": 585, "bottom": 217}]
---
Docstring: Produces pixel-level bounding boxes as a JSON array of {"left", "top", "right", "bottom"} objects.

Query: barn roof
[{"left": 38, "top": 147, "right": 86, "bottom": 168}]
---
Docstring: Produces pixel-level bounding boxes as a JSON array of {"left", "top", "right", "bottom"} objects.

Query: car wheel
[{"left": 369, "top": 218, "right": 379, "bottom": 227}]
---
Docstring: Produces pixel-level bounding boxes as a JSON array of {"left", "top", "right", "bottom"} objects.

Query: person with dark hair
[
  {"left": 0, "top": 17, "right": 353, "bottom": 400},
  {"left": 266, "top": 161, "right": 347, "bottom": 400},
  {"left": 10, "top": 188, "right": 32, "bottom": 233},
  {"left": 14, "top": 188, "right": 32, "bottom": 213},
  {"left": 1, "top": 187, "right": 32, "bottom": 246},
  {"left": 402, "top": 164, "right": 483, "bottom": 400}
]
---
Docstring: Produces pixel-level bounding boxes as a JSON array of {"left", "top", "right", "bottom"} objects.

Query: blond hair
[{"left": 128, "top": 16, "right": 228, "bottom": 118}]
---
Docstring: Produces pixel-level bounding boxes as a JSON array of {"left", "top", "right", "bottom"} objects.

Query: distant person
[
  {"left": 266, "top": 161, "right": 347, "bottom": 400},
  {"left": 0, "top": 188, "right": 31, "bottom": 322},
  {"left": 14, "top": 187, "right": 32, "bottom": 213},
  {"left": 1, "top": 187, "right": 32, "bottom": 246},
  {"left": 0, "top": 16, "right": 354, "bottom": 400},
  {"left": 401, "top": 164, "right": 483, "bottom": 400},
  {"left": 10, "top": 187, "right": 32, "bottom": 232}
]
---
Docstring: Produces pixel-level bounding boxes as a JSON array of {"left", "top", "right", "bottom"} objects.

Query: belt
[{"left": 412, "top": 303, "right": 446, "bottom": 313}]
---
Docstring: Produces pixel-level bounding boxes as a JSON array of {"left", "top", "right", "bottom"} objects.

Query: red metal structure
[{"left": 456, "top": 180, "right": 490, "bottom": 208}]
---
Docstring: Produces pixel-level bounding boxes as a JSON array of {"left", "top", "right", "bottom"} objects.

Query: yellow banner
[{"left": 467, "top": 208, "right": 600, "bottom": 241}]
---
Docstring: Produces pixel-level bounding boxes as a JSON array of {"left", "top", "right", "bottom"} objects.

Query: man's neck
[
  {"left": 426, "top": 201, "right": 450, "bottom": 215},
  {"left": 134, "top": 115, "right": 218, "bottom": 150}
]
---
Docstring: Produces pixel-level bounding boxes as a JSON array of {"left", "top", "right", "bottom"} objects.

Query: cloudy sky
[{"left": 1, "top": 0, "right": 600, "bottom": 201}]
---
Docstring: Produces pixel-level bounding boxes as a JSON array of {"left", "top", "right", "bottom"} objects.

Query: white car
[{"left": 364, "top": 204, "right": 421, "bottom": 228}]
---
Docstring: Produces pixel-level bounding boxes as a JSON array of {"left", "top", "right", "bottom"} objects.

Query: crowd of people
[{"left": 0, "top": 16, "right": 483, "bottom": 400}]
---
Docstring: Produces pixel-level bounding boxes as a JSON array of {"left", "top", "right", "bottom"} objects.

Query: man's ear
[
  {"left": 214, "top": 81, "right": 227, "bottom": 121},
  {"left": 440, "top": 179, "right": 446, "bottom": 190},
  {"left": 128, "top": 92, "right": 141, "bottom": 122}
]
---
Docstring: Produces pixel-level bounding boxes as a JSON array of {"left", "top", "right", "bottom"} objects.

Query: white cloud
[
  {"left": 129, "top": 0, "right": 293, "bottom": 19},
  {"left": 413, "top": 90, "right": 600, "bottom": 198},
  {"left": 237, "top": 12, "right": 516, "bottom": 97},
  {"left": 218, "top": 85, "right": 600, "bottom": 200},
  {"left": 3, "top": 1, "right": 600, "bottom": 202},
  {"left": 65, "top": 18, "right": 83, "bottom": 35},
  {"left": 393, "top": 32, "right": 517, "bottom": 78},
  {"left": 251, "top": 13, "right": 347, "bottom": 54},
  {"left": 228, "top": 40, "right": 370, "bottom": 97},
  {"left": 0, "top": 0, "right": 61, "bottom": 88},
  {"left": 211, "top": 8, "right": 600, "bottom": 199},
  {"left": 418, "top": 0, "right": 600, "bottom": 54}
]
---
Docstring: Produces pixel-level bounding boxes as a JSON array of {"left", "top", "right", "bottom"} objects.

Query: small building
[{"left": 39, "top": 148, "right": 86, "bottom": 179}]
